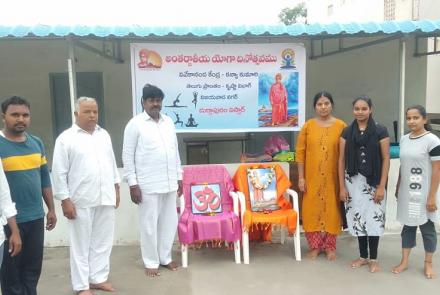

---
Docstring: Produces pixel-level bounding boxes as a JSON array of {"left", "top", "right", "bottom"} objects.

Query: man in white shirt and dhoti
[
  {"left": 123, "top": 84, "right": 182, "bottom": 277},
  {"left": 52, "top": 97, "right": 120, "bottom": 294}
]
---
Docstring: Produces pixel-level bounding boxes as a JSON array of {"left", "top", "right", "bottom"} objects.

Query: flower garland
[{"left": 247, "top": 167, "right": 275, "bottom": 190}]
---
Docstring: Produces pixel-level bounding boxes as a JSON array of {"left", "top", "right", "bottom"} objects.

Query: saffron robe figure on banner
[{"left": 269, "top": 73, "right": 288, "bottom": 126}]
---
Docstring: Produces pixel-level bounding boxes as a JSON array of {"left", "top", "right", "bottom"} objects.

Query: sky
[{"left": 0, "top": 0, "right": 303, "bottom": 26}]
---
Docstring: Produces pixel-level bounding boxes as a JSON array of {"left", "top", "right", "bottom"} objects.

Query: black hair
[
  {"left": 406, "top": 104, "right": 432, "bottom": 131},
  {"left": 1, "top": 96, "right": 30, "bottom": 114},
  {"left": 352, "top": 95, "right": 372, "bottom": 108},
  {"left": 313, "top": 91, "right": 334, "bottom": 108},
  {"left": 142, "top": 84, "right": 164, "bottom": 101}
]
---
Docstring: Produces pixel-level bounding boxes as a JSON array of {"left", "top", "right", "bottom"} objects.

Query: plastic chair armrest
[
  {"left": 235, "top": 191, "right": 247, "bottom": 225},
  {"left": 286, "top": 189, "right": 299, "bottom": 213},
  {"left": 179, "top": 193, "right": 185, "bottom": 217}
]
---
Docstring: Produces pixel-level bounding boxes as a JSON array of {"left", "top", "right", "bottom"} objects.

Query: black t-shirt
[{"left": 342, "top": 123, "right": 389, "bottom": 176}]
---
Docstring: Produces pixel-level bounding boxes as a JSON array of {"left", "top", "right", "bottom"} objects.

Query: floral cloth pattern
[{"left": 344, "top": 173, "right": 386, "bottom": 236}]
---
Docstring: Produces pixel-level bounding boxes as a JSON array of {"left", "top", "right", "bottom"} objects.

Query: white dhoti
[
  {"left": 69, "top": 205, "right": 115, "bottom": 291},
  {"left": 138, "top": 190, "right": 178, "bottom": 269}
]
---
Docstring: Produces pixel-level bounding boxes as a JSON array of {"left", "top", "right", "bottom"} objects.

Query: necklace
[{"left": 248, "top": 167, "right": 275, "bottom": 190}]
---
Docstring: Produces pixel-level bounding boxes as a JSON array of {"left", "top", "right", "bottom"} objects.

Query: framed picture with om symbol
[
  {"left": 190, "top": 183, "right": 222, "bottom": 214},
  {"left": 247, "top": 167, "right": 280, "bottom": 212}
]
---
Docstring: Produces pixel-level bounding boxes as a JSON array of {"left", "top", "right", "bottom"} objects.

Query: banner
[{"left": 130, "top": 43, "right": 305, "bottom": 132}]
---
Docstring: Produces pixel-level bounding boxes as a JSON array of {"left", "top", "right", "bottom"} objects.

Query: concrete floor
[{"left": 38, "top": 233, "right": 439, "bottom": 295}]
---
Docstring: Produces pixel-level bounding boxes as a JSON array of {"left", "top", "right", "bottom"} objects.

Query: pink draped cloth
[
  {"left": 269, "top": 83, "right": 288, "bottom": 125},
  {"left": 178, "top": 165, "right": 241, "bottom": 245}
]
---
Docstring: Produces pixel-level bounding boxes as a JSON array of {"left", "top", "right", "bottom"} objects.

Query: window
[{"left": 384, "top": 0, "right": 395, "bottom": 20}]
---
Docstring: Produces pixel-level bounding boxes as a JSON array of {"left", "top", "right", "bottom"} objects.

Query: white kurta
[
  {"left": 52, "top": 124, "right": 120, "bottom": 291},
  {"left": 52, "top": 124, "right": 120, "bottom": 207},
  {"left": 123, "top": 111, "right": 182, "bottom": 268},
  {"left": 122, "top": 111, "right": 182, "bottom": 191}
]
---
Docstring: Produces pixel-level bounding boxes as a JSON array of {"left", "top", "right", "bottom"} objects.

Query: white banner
[{"left": 130, "top": 43, "right": 306, "bottom": 132}]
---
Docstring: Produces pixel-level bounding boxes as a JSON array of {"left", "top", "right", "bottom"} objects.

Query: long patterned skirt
[{"left": 344, "top": 173, "right": 386, "bottom": 236}]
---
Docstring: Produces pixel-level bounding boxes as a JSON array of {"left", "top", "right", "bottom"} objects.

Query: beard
[{"left": 11, "top": 125, "right": 27, "bottom": 134}]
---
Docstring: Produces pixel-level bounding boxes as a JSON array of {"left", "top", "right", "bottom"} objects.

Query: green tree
[{"left": 278, "top": 2, "right": 307, "bottom": 25}]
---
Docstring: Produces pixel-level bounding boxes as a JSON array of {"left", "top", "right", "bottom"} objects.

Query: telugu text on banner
[{"left": 130, "top": 43, "right": 306, "bottom": 132}]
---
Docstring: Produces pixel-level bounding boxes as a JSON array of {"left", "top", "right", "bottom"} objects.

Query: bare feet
[
  {"left": 424, "top": 261, "right": 436, "bottom": 279},
  {"left": 369, "top": 260, "right": 381, "bottom": 273},
  {"left": 90, "top": 282, "right": 115, "bottom": 292},
  {"left": 145, "top": 267, "right": 160, "bottom": 277},
  {"left": 306, "top": 249, "right": 320, "bottom": 259},
  {"left": 325, "top": 250, "right": 337, "bottom": 261},
  {"left": 77, "top": 290, "right": 93, "bottom": 295},
  {"left": 161, "top": 261, "right": 178, "bottom": 271},
  {"left": 392, "top": 261, "right": 408, "bottom": 274},
  {"left": 351, "top": 257, "right": 369, "bottom": 269}
]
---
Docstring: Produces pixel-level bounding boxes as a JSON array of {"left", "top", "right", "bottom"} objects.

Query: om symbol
[{"left": 193, "top": 186, "right": 221, "bottom": 213}]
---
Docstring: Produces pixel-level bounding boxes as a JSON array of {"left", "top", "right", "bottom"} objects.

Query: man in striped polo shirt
[{"left": 0, "top": 96, "right": 57, "bottom": 295}]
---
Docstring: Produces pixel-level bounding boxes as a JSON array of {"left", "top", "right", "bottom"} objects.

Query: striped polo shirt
[{"left": 0, "top": 133, "right": 51, "bottom": 223}]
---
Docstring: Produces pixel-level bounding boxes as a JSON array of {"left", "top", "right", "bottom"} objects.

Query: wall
[
  {"left": 306, "top": 0, "right": 440, "bottom": 116},
  {"left": 394, "top": 0, "right": 414, "bottom": 20},
  {"left": 418, "top": 0, "right": 440, "bottom": 20},
  {"left": 0, "top": 39, "right": 132, "bottom": 166},
  {"left": 0, "top": 36, "right": 429, "bottom": 246},
  {"left": 305, "top": 36, "right": 402, "bottom": 139},
  {"left": 420, "top": 0, "right": 440, "bottom": 113},
  {"left": 44, "top": 161, "right": 402, "bottom": 246},
  {"left": 307, "top": 0, "right": 384, "bottom": 24},
  {"left": 426, "top": 52, "right": 440, "bottom": 113},
  {"left": 0, "top": 35, "right": 427, "bottom": 164}
]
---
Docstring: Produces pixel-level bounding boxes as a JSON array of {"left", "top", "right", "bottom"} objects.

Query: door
[{"left": 49, "top": 72, "right": 104, "bottom": 138}]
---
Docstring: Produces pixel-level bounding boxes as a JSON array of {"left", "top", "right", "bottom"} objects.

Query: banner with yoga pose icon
[{"left": 130, "top": 43, "right": 306, "bottom": 132}]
